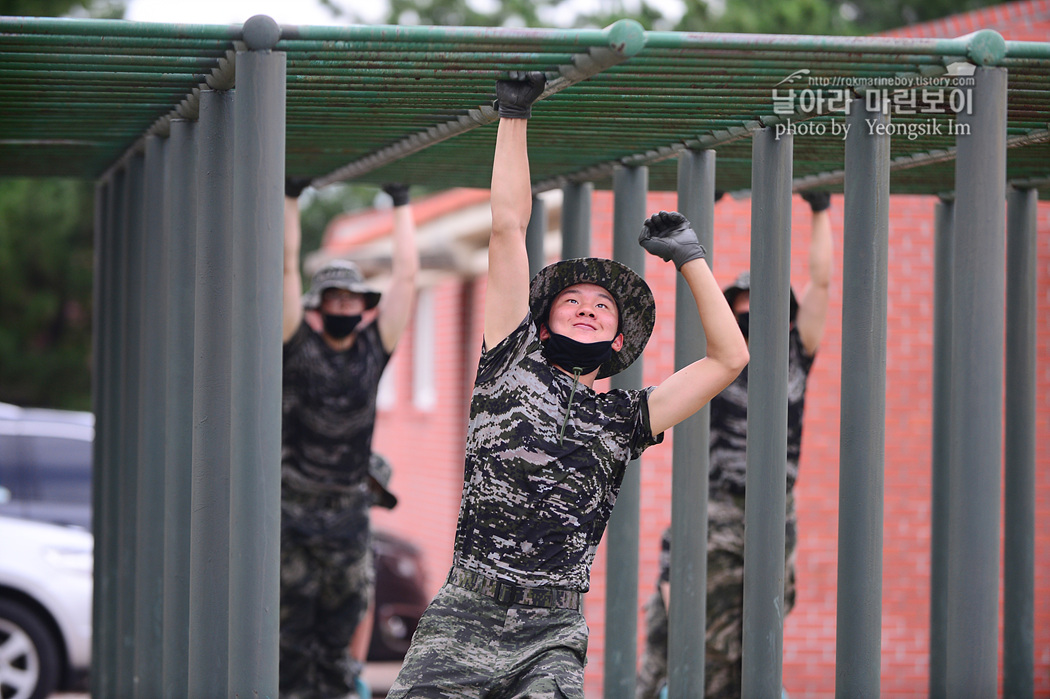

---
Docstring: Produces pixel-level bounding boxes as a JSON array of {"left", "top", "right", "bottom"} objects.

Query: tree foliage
[
  {"left": 299, "top": 183, "right": 379, "bottom": 257},
  {"left": 0, "top": 0, "right": 121, "bottom": 409},
  {"left": 0, "top": 180, "right": 96, "bottom": 410},
  {"left": 0, "top": 0, "right": 122, "bottom": 19}
]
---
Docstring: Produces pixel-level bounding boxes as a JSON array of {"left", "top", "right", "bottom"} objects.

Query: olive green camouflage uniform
[
  {"left": 636, "top": 497, "right": 798, "bottom": 699},
  {"left": 637, "top": 328, "right": 813, "bottom": 699},
  {"left": 389, "top": 312, "right": 662, "bottom": 698},
  {"left": 279, "top": 495, "right": 374, "bottom": 699}
]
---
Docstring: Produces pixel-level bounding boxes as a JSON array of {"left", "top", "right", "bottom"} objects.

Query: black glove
[
  {"left": 382, "top": 183, "right": 410, "bottom": 207},
  {"left": 285, "top": 177, "right": 312, "bottom": 199},
  {"left": 494, "top": 71, "right": 546, "bottom": 120},
  {"left": 800, "top": 190, "right": 831, "bottom": 213},
  {"left": 638, "top": 211, "right": 706, "bottom": 270},
  {"left": 715, "top": 190, "right": 725, "bottom": 202}
]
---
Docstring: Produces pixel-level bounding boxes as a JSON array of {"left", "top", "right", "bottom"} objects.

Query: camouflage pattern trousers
[
  {"left": 636, "top": 493, "right": 797, "bottom": 699},
  {"left": 387, "top": 578, "right": 589, "bottom": 698},
  {"left": 279, "top": 530, "right": 374, "bottom": 699}
]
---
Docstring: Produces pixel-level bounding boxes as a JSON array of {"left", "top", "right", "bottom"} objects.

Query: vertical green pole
[
  {"left": 134, "top": 133, "right": 170, "bottom": 698},
  {"left": 1003, "top": 186, "right": 1036, "bottom": 699},
  {"left": 928, "top": 197, "right": 953, "bottom": 699},
  {"left": 90, "top": 172, "right": 117, "bottom": 699},
  {"left": 162, "top": 117, "right": 198, "bottom": 699},
  {"left": 605, "top": 164, "right": 647, "bottom": 699},
  {"left": 667, "top": 149, "right": 714, "bottom": 699},
  {"left": 98, "top": 168, "right": 126, "bottom": 698},
  {"left": 835, "top": 98, "right": 890, "bottom": 699},
  {"left": 561, "top": 181, "right": 592, "bottom": 260},
  {"left": 946, "top": 66, "right": 1006, "bottom": 698},
  {"left": 527, "top": 194, "right": 547, "bottom": 278},
  {"left": 117, "top": 151, "right": 145, "bottom": 698},
  {"left": 742, "top": 126, "right": 791, "bottom": 699},
  {"left": 228, "top": 15, "right": 285, "bottom": 695},
  {"left": 667, "top": 148, "right": 715, "bottom": 698},
  {"left": 189, "top": 88, "right": 234, "bottom": 699}
]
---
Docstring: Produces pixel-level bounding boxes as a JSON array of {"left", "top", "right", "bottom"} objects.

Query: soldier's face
[
  {"left": 542, "top": 283, "right": 624, "bottom": 349},
  {"left": 321, "top": 288, "right": 367, "bottom": 316}
]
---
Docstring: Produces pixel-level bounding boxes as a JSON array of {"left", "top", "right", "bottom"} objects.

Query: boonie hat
[
  {"left": 723, "top": 271, "right": 798, "bottom": 322},
  {"left": 529, "top": 257, "right": 655, "bottom": 380},
  {"left": 305, "top": 260, "right": 381, "bottom": 310},
  {"left": 367, "top": 453, "right": 398, "bottom": 509}
]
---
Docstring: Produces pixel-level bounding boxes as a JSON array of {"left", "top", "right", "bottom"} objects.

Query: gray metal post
[
  {"left": 527, "top": 195, "right": 547, "bottom": 278},
  {"left": 90, "top": 177, "right": 105, "bottom": 625},
  {"left": 946, "top": 66, "right": 1007, "bottom": 698},
  {"left": 561, "top": 181, "right": 592, "bottom": 259},
  {"left": 134, "top": 133, "right": 170, "bottom": 698},
  {"left": 604, "top": 164, "right": 648, "bottom": 699},
  {"left": 667, "top": 149, "right": 714, "bottom": 699},
  {"left": 228, "top": 18, "right": 285, "bottom": 694},
  {"left": 117, "top": 151, "right": 145, "bottom": 698},
  {"left": 90, "top": 172, "right": 118, "bottom": 698},
  {"left": 100, "top": 168, "right": 128, "bottom": 698},
  {"left": 742, "top": 126, "right": 791, "bottom": 699},
  {"left": 1003, "top": 186, "right": 1036, "bottom": 699},
  {"left": 929, "top": 196, "right": 953, "bottom": 699},
  {"left": 162, "top": 117, "right": 198, "bottom": 699},
  {"left": 835, "top": 99, "right": 890, "bottom": 699},
  {"left": 189, "top": 88, "right": 234, "bottom": 699}
]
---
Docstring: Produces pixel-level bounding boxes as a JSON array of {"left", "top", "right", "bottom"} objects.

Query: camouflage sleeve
[
  {"left": 657, "top": 525, "right": 672, "bottom": 583},
  {"left": 791, "top": 325, "right": 816, "bottom": 371},
  {"left": 282, "top": 318, "right": 312, "bottom": 357},
  {"left": 475, "top": 312, "right": 533, "bottom": 385},
  {"left": 629, "top": 386, "right": 665, "bottom": 460}
]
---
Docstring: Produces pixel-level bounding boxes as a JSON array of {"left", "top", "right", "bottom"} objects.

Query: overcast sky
[
  {"left": 123, "top": 0, "right": 685, "bottom": 28},
  {"left": 123, "top": 0, "right": 383, "bottom": 25}
]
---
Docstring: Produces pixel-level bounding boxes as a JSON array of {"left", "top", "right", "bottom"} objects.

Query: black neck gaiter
[
  {"left": 322, "top": 313, "right": 362, "bottom": 340},
  {"left": 541, "top": 331, "right": 614, "bottom": 375}
]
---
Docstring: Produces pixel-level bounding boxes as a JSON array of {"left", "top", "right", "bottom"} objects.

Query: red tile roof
[{"left": 879, "top": 0, "right": 1050, "bottom": 41}]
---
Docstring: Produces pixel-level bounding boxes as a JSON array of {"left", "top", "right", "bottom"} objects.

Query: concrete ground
[{"left": 52, "top": 660, "right": 403, "bottom": 698}]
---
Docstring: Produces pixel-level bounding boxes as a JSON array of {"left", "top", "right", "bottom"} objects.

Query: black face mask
[
  {"left": 322, "top": 313, "right": 362, "bottom": 340},
  {"left": 541, "top": 330, "right": 615, "bottom": 376},
  {"left": 736, "top": 311, "right": 749, "bottom": 339}
]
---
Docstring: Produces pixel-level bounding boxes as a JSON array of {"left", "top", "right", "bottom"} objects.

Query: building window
[
  {"left": 377, "top": 358, "right": 396, "bottom": 410},
  {"left": 413, "top": 288, "right": 437, "bottom": 411}
]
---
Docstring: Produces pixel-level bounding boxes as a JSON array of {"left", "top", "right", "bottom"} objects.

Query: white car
[
  {"left": 0, "top": 515, "right": 93, "bottom": 699},
  {"left": 0, "top": 402, "right": 94, "bottom": 699}
]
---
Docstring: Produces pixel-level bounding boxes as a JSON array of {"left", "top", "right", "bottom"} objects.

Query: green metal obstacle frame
[{"left": 1, "top": 13, "right": 1046, "bottom": 698}]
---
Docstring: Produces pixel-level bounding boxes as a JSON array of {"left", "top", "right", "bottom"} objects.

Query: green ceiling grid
[{"left": 1, "top": 15, "right": 1048, "bottom": 198}]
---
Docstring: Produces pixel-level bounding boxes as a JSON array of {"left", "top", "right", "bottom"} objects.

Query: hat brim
[
  {"left": 371, "top": 481, "right": 398, "bottom": 509},
  {"left": 313, "top": 282, "right": 382, "bottom": 310},
  {"left": 529, "top": 258, "right": 655, "bottom": 380}
]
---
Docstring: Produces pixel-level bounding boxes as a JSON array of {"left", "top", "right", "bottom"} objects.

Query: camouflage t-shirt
[
  {"left": 281, "top": 320, "right": 390, "bottom": 538},
  {"left": 453, "top": 314, "right": 663, "bottom": 592},
  {"left": 709, "top": 326, "right": 815, "bottom": 497}
]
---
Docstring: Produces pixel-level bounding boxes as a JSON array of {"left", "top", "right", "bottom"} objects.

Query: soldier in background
[
  {"left": 636, "top": 190, "right": 834, "bottom": 699},
  {"left": 346, "top": 453, "right": 401, "bottom": 699},
  {"left": 280, "top": 180, "right": 418, "bottom": 699}
]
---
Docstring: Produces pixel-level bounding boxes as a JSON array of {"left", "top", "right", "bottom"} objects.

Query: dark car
[
  {"left": 368, "top": 529, "right": 428, "bottom": 662},
  {"left": 0, "top": 402, "right": 427, "bottom": 696}
]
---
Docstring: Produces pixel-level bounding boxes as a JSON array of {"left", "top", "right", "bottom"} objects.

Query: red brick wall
[{"left": 370, "top": 191, "right": 1050, "bottom": 698}]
